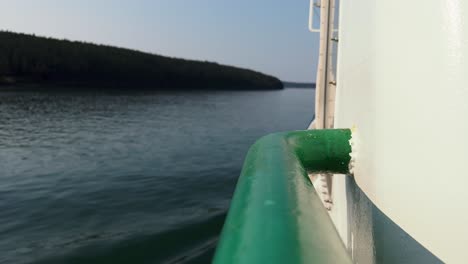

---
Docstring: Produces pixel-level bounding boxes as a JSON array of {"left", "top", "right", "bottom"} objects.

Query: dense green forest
[{"left": 0, "top": 31, "right": 283, "bottom": 90}]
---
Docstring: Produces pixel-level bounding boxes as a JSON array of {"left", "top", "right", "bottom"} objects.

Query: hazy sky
[{"left": 0, "top": 0, "right": 319, "bottom": 82}]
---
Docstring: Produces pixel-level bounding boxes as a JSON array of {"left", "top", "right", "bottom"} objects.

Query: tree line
[{"left": 0, "top": 31, "right": 283, "bottom": 90}]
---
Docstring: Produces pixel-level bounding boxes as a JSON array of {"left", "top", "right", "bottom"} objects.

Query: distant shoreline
[
  {"left": 0, "top": 80, "right": 283, "bottom": 91},
  {"left": 0, "top": 82, "right": 282, "bottom": 93},
  {"left": 282, "top": 81, "right": 316, "bottom": 89}
]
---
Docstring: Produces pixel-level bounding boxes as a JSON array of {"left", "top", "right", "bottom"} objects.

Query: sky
[{"left": 0, "top": 0, "right": 319, "bottom": 82}]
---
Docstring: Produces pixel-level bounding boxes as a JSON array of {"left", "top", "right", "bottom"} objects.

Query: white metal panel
[{"left": 334, "top": 0, "right": 468, "bottom": 262}]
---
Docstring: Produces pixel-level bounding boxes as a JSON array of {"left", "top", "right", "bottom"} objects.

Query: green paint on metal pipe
[{"left": 213, "top": 129, "right": 353, "bottom": 264}]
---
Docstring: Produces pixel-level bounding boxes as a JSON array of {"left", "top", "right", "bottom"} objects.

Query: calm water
[{"left": 0, "top": 88, "right": 314, "bottom": 264}]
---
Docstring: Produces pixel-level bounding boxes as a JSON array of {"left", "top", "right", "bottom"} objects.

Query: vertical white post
[{"left": 313, "top": 0, "right": 331, "bottom": 129}]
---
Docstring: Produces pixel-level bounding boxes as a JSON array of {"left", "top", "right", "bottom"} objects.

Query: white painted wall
[{"left": 334, "top": 0, "right": 468, "bottom": 262}]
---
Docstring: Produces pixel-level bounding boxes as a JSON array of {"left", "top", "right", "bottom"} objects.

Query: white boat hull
[{"left": 329, "top": 0, "right": 468, "bottom": 263}]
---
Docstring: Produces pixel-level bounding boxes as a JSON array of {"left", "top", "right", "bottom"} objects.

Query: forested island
[{"left": 0, "top": 31, "right": 283, "bottom": 90}]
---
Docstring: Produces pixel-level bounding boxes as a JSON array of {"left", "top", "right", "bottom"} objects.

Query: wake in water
[{"left": 33, "top": 212, "right": 227, "bottom": 264}]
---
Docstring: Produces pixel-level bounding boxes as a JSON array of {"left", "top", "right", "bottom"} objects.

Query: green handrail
[{"left": 213, "top": 129, "right": 353, "bottom": 264}]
